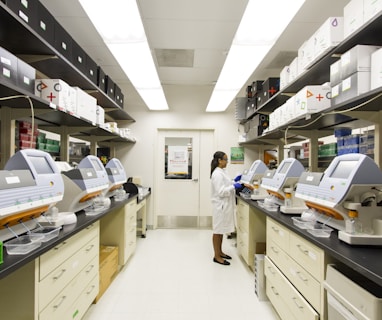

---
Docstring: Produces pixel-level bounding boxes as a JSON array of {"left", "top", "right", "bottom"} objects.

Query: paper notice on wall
[{"left": 167, "top": 146, "right": 188, "bottom": 174}]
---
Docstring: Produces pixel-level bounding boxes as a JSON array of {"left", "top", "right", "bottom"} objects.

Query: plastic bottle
[
  {"left": 347, "top": 210, "right": 362, "bottom": 234},
  {"left": 284, "top": 191, "right": 292, "bottom": 208},
  {"left": 253, "top": 182, "right": 259, "bottom": 196}
]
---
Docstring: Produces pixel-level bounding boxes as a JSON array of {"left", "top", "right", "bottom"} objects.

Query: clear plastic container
[
  {"left": 29, "top": 226, "right": 61, "bottom": 242},
  {"left": 307, "top": 225, "right": 333, "bottom": 238},
  {"left": 4, "top": 235, "right": 42, "bottom": 255},
  {"left": 291, "top": 217, "right": 316, "bottom": 229}
]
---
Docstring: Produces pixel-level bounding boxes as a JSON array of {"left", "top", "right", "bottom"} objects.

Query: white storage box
[
  {"left": 340, "top": 72, "right": 371, "bottom": 103},
  {"left": 341, "top": 45, "right": 380, "bottom": 79},
  {"left": 364, "top": 0, "right": 382, "bottom": 23},
  {"left": 314, "top": 17, "right": 344, "bottom": 59},
  {"left": 289, "top": 57, "right": 300, "bottom": 82},
  {"left": 371, "top": 48, "right": 382, "bottom": 89},
  {"left": 37, "top": 79, "right": 76, "bottom": 113},
  {"left": 330, "top": 60, "right": 342, "bottom": 85},
  {"left": 73, "top": 87, "right": 97, "bottom": 124},
  {"left": 96, "top": 105, "right": 105, "bottom": 125},
  {"left": 279, "top": 65, "right": 290, "bottom": 90},
  {"left": 298, "top": 36, "right": 315, "bottom": 71},
  {"left": 294, "top": 85, "right": 331, "bottom": 117},
  {"left": 344, "top": 0, "right": 365, "bottom": 38}
]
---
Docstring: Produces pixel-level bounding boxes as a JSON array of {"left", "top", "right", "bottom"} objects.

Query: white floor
[{"left": 83, "top": 229, "right": 280, "bottom": 320}]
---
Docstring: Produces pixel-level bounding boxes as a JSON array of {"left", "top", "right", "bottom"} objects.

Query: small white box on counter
[
  {"left": 72, "top": 87, "right": 97, "bottom": 124},
  {"left": 36, "top": 79, "right": 76, "bottom": 112}
]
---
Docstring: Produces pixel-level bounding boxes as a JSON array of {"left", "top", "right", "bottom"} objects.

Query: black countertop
[
  {"left": 0, "top": 194, "right": 139, "bottom": 280},
  {"left": 238, "top": 196, "right": 382, "bottom": 290}
]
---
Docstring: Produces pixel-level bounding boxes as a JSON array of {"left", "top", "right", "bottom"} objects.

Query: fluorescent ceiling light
[
  {"left": 206, "top": 0, "right": 305, "bottom": 112},
  {"left": 79, "top": 0, "right": 169, "bottom": 111}
]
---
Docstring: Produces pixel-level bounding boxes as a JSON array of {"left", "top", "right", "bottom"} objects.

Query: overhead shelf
[{"left": 0, "top": 2, "right": 134, "bottom": 121}]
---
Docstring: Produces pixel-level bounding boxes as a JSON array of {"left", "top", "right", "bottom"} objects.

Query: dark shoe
[
  {"left": 213, "top": 258, "right": 230, "bottom": 265},
  {"left": 221, "top": 254, "right": 232, "bottom": 260}
]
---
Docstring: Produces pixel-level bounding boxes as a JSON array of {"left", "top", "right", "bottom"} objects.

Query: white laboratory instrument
[
  {"left": 55, "top": 155, "right": 109, "bottom": 213},
  {"left": 295, "top": 153, "right": 382, "bottom": 245},
  {"left": 0, "top": 149, "right": 64, "bottom": 241},
  {"left": 260, "top": 158, "right": 307, "bottom": 214},
  {"left": 103, "top": 158, "right": 127, "bottom": 198},
  {"left": 240, "top": 160, "right": 268, "bottom": 200}
]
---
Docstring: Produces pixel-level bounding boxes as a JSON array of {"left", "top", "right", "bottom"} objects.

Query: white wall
[{"left": 115, "top": 86, "right": 259, "bottom": 227}]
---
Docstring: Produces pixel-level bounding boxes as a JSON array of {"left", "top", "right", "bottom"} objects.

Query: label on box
[{"left": 342, "top": 77, "right": 352, "bottom": 91}]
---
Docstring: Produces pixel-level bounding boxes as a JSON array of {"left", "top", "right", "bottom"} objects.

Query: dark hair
[{"left": 210, "top": 151, "right": 226, "bottom": 177}]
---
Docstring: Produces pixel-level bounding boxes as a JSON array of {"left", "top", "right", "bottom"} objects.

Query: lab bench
[
  {"left": 0, "top": 193, "right": 148, "bottom": 319},
  {"left": 237, "top": 196, "right": 382, "bottom": 320}
]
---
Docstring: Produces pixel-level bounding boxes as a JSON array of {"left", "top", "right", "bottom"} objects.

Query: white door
[{"left": 155, "top": 129, "right": 214, "bottom": 228}]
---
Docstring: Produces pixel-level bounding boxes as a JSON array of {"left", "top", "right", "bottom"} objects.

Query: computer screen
[
  {"left": 28, "top": 155, "right": 54, "bottom": 174},
  {"left": 278, "top": 162, "right": 291, "bottom": 174},
  {"left": 330, "top": 160, "right": 357, "bottom": 179}
]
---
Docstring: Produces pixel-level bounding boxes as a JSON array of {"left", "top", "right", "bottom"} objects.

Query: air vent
[{"left": 154, "top": 49, "right": 194, "bottom": 67}]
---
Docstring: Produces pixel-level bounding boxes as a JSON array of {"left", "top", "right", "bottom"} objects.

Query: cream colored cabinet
[
  {"left": 236, "top": 199, "right": 266, "bottom": 270},
  {"left": 0, "top": 222, "right": 100, "bottom": 320},
  {"left": 100, "top": 199, "right": 137, "bottom": 267},
  {"left": 266, "top": 217, "right": 329, "bottom": 320},
  {"left": 38, "top": 222, "right": 99, "bottom": 320}
]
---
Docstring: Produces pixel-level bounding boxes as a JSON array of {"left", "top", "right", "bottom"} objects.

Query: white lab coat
[{"left": 210, "top": 167, "right": 236, "bottom": 234}]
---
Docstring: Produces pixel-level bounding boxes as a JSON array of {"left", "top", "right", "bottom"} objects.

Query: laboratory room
[{"left": 1, "top": 0, "right": 382, "bottom": 319}]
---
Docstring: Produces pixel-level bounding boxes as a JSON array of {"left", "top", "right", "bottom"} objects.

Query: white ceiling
[{"left": 40, "top": 0, "right": 349, "bottom": 113}]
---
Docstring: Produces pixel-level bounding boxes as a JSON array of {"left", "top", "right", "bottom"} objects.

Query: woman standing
[{"left": 210, "top": 151, "right": 243, "bottom": 265}]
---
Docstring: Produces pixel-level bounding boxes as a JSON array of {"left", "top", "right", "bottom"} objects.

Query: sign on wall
[{"left": 167, "top": 145, "right": 189, "bottom": 174}]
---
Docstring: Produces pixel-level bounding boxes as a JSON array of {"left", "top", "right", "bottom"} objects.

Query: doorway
[{"left": 155, "top": 129, "right": 214, "bottom": 228}]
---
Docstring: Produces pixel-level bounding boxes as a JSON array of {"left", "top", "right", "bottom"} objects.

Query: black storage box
[
  {"left": 251, "top": 80, "right": 264, "bottom": 96},
  {"left": 72, "top": 40, "right": 87, "bottom": 74},
  {"left": 5, "top": 0, "right": 38, "bottom": 27},
  {"left": 245, "top": 98, "right": 257, "bottom": 119},
  {"left": 114, "top": 84, "right": 124, "bottom": 107},
  {"left": 0, "top": 46, "right": 18, "bottom": 85},
  {"left": 53, "top": 21, "right": 72, "bottom": 60},
  {"left": 258, "top": 77, "right": 280, "bottom": 106},
  {"left": 35, "top": 2, "right": 55, "bottom": 44},
  {"left": 17, "top": 58, "right": 36, "bottom": 94},
  {"left": 86, "top": 55, "right": 98, "bottom": 85},
  {"left": 105, "top": 75, "right": 115, "bottom": 99},
  {"left": 97, "top": 67, "right": 107, "bottom": 92}
]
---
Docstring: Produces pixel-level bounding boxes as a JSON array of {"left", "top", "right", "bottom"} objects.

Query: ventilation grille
[{"left": 154, "top": 49, "right": 194, "bottom": 67}]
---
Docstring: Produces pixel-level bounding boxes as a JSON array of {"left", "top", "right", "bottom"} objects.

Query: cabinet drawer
[
  {"left": 269, "top": 243, "right": 321, "bottom": 312},
  {"left": 266, "top": 276, "right": 297, "bottom": 319},
  {"left": 39, "top": 255, "right": 99, "bottom": 320},
  {"left": 237, "top": 232, "right": 249, "bottom": 264},
  {"left": 40, "top": 222, "right": 99, "bottom": 280},
  {"left": 136, "top": 199, "right": 146, "bottom": 211},
  {"left": 289, "top": 232, "right": 324, "bottom": 281},
  {"left": 125, "top": 200, "right": 137, "bottom": 214},
  {"left": 67, "top": 275, "right": 99, "bottom": 320},
  {"left": 38, "top": 236, "right": 99, "bottom": 310},
  {"left": 266, "top": 218, "right": 289, "bottom": 252},
  {"left": 265, "top": 257, "right": 319, "bottom": 320},
  {"left": 125, "top": 209, "right": 136, "bottom": 227}
]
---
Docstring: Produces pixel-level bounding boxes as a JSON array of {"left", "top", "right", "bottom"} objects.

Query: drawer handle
[
  {"left": 53, "top": 241, "right": 67, "bottom": 251},
  {"left": 296, "top": 244, "right": 309, "bottom": 255},
  {"left": 53, "top": 296, "right": 67, "bottom": 309},
  {"left": 271, "top": 226, "right": 279, "bottom": 233},
  {"left": 267, "top": 266, "right": 276, "bottom": 275},
  {"left": 271, "top": 246, "right": 279, "bottom": 254},
  {"left": 86, "top": 264, "right": 95, "bottom": 274},
  {"left": 86, "top": 285, "right": 97, "bottom": 295},
  {"left": 85, "top": 244, "right": 95, "bottom": 252},
  {"left": 296, "top": 271, "right": 308, "bottom": 282},
  {"left": 53, "top": 269, "right": 66, "bottom": 280},
  {"left": 270, "top": 286, "right": 279, "bottom": 296},
  {"left": 292, "top": 297, "right": 304, "bottom": 309}
]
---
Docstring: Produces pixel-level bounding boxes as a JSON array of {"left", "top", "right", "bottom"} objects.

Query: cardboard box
[
  {"left": 94, "top": 246, "right": 119, "bottom": 303},
  {"left": 294, "top": 85, "right": 331, "bottom": 117},
  {"left": 314, "top": 17, "right": 344, "bottom": 59},
  {"left": 73, "top": 87, "right": 97, "bottom": 124},
  {"left": 371, "top": 48, "right": 382, "bottom": 90},
  {"left": 289, "top": 57, "right": 299, "bottom": 82},
  {"left": 344, "top": 0, "right": 365, "bottom": 38},
  {"left": 36, "top": 79, "right": 76, "bottom": 112},
  {"left": 341, "top": 45, "right": 380, "bottom": 79},
  {"left": 0, "top": 46, "right": 18, "bottom": 85}
]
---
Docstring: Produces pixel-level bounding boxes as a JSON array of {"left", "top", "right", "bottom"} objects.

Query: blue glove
[
  {"left": 233, "top": 183, "right": 242, "bottom": 189},
  {"left": 234, "top": 175, "right": 242, "bottom": 182}
]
